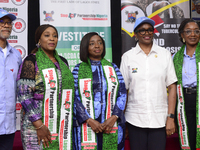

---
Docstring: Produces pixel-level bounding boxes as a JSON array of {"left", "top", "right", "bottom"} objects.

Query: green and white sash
[
  {"left": 36, "top": 48, "right": 74, "bottom": 150},
  {"left": 78, "top": 58, "right": 119, "bottom": 150},
  {"left": 173, "top": 43, "right": 200, "bottom": 150}
]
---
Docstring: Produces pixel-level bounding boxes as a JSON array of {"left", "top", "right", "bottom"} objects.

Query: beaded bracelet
[{"left": 35, "top": 124, "right": 44, "bottom": 130}]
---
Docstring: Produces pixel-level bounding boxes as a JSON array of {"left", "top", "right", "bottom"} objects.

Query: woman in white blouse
[{"left": 120, "top": 16, "right": 177, "bottom": 150}]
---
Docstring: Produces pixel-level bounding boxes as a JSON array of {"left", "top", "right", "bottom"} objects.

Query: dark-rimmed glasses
[
  {"left": 0, "top": 20, "right": 13, "bottom": 27},
  {"left": 183, "top": 30, "right": 200, "bottom": 35},
  {"left": 135, "top": 29, "right": 154, "bottom": 35}
]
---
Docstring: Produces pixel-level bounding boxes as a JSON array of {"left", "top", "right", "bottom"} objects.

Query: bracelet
[{"left": 35, "top": 124, "right": 44, "bottom": 130}]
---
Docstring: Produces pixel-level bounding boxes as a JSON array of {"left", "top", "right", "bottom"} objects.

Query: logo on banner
[
  {"left": 69, "top": 13, "right": 76, "bottom": 19},
  {"left": 121, "top": 3, "right": 164, "bottom": 37},
  {"left": 7, "top": 35, "right": 18, "bottom": 43},
  {"left": 43, "top": 11, "right": 54, "bottom": 21},
  {"left": 125, "top": 11, "right": 138, "bottom": 23},
  {"left": 0, "top": 7, "right": 18, "bottom": 16},
  {"left": 60, "top": 13, "right": 76, "bottom": 19},
  {"left": 16, "top": 102, "right": 22, "bottom": 111},
  {"left": 76, "top": 13, "right": 108, "bottom": 20},
  {"left": 12, "top": 18, "right": 26, "bottom": 33},
  {"left": 14, "top": 45, "right": 26, "bottom": 59},
  {"left": 0, "top": 0, "right": 9, "bottom": 3},
  {"left": 11, "top": 0, "right": 26, "bottom": 6}
]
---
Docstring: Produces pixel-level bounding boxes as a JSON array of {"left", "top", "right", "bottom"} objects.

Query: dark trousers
[
  {"left": 183, "top": 89, "right": 196, "bottom": 150},
  {"left": 0, "top": 133, "right": 15, "bottom": 150},
  {"left": 127, "top": 123, "right": 166, "bottom": 150}
]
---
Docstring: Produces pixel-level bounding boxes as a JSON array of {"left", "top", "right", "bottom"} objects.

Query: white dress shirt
[{"left": 120, "top": 42, "right": 177, "bottom": 128}]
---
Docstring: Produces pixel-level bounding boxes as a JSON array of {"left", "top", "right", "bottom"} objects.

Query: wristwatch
[{"left": 167, "top": 113, "right": 175, "bottom": 118}]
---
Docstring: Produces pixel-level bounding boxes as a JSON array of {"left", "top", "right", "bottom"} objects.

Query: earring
[
  {"left": 183, "top": 38, "right": 185, "bottom": 43},
  {"left": 135, "top": 37, "right": 138, "bottom": 41},
  {"left": 36, "top": 42, "right": 41, "bottom": 48}
]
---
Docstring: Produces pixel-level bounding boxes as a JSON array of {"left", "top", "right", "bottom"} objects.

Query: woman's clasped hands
[{"left": 86, "top": 115, "right": 118, "bottom": 134}]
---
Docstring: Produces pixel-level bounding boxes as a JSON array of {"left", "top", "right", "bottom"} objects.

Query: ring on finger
[
  {"left": 96, "top": 131, "right": 99, "bottom": 133},
  {"left": 42, "top": 139, "right": 45, "bottom": 142}
]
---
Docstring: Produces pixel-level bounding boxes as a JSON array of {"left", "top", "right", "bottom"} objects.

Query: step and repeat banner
[
  {"left": 191, "top": 0, "right": 200, "bottom": 20},
  {"left": 40, "top": 0, "right": 112, "bottom": 72},
  {"left": 0, "top": 0, "right": 28, "bottom": 130},
  {"left": 0, "top": 0, "right": 27, "bottom": 59},
  {"left": 121, "top": 0, "right": 190, "bottom": 55}
]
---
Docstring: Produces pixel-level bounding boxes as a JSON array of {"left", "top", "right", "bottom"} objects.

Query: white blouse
[{"left": 120, "top": 42, "right": 177, "bottom": 128}]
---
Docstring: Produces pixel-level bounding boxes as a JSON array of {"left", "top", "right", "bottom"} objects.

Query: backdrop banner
[
  {"left": 39, "top": 0, "right": 112, "bottom": 71},
  {"left": 121, "top": 0, "right": 190, "bottom": 55},
  {"left": 0, "top": 0, "right": 27, "bottom": 59},
  {"left": 0, "top": 0, "right": 28, "bottom": 130},
  {"left": 191, "top": 0, "right": 200, "bottom": 20}
]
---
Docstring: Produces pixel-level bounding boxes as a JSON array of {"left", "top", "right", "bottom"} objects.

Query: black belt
[{"left": 183, "top": 87, "right": 197, "bottom": 94}]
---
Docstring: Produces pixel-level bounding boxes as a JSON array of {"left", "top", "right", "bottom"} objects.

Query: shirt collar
[
  {"left": 6, "top": 42, "right": 13, "bottom": 53},
  {"left": 0, "top": 42, "right": 13, "bottom": 53},
  {"left": 183, "top": 46, "right": 195, "bottom": 57},
  {"left": 135, "top": 42, "right": 158, "bottom": 54}
]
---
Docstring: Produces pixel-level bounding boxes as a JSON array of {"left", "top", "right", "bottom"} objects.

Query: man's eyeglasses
[
  {"left": 134, "top": 29, "right": 154, "bottom": 35},
  {"left": 0, "top": 20, "right": 13, "bottom": 27},
  {"left": 183, "top": 30, "right": 200, "bottom": 35}
]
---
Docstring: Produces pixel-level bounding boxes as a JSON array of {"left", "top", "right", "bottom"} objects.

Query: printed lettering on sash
[
  {"left": 43, "top": 68, "right": 58, "bottom": 134},
  {"left": 104, "top": 66, "right": 118, "bottom": 128},
  {"left": 79, "top": 79, "right": 96, "bottom": 146},
  {"left": 177, "top": 84, "right": 190, "bottom": 149},
  {"left": 59, "top": 89, "right": 73, "bottom": 150}
]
